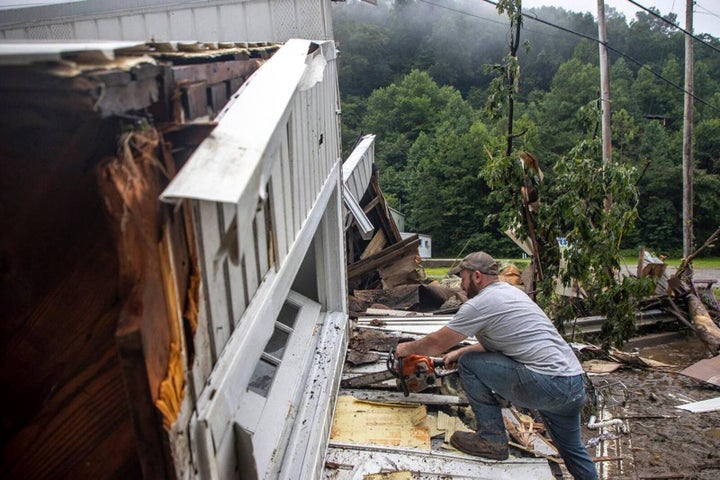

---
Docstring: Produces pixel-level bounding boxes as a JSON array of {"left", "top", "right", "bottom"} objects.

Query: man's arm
[{"left": 395, "top": 326, "right": 467, "bottom": 357}]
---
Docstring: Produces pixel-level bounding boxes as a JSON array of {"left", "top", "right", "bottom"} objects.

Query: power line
[
  {"left": 695, "top": 2, "right": 720, "bottom": 21},
  {"left": 416, "top": 0, "right": 509, "bottom": 28},
  {"left": 625, "top": 0, "right": 720, "bottom": 55},
  {"left": 480, "top": 0, "right": 720, "bottom": 115},
  {"left": 417, "top": 0, "right": 720, "bottom": 114}
]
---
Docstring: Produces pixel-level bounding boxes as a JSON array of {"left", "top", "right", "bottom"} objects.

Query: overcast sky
[{"left": 524, "top": 0, "right": 720, "bottom": 37}]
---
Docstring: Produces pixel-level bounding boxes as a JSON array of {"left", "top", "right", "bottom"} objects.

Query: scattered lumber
[{"left": 351, "top": 283, "right": 462, "bottom": 313}]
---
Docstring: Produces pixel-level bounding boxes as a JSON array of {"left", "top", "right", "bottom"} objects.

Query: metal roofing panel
[{"left": 325, "top": 442, "right": 554, "bottom": 479}]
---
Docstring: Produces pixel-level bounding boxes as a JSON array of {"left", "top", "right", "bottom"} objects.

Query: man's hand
[
  {"left": 395, "top": 341, "right": 413, "bottom": 358},
  {"left": 442, "top": 343, "right": 486, "bottom": 370},
  {"left": 443, "top": 348, "right": 463, "bottom": 370}
]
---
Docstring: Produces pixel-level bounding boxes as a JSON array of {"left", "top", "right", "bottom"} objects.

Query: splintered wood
[
  {"left": 687, "top": 294, "right": 720, "bottom": 354},
  {"left": 330, "top": 396, "right": 431, "bottom": 450},
  {"left": 437, "top": 411, "right": 473, "bottom": 444},
  {"left": 502, "top": 408, "right": 558, "bottom": 456}
]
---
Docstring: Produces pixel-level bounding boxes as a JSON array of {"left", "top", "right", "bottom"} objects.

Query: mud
[{"left": 583, "top": 337, "right": 720, "bottom": 480}]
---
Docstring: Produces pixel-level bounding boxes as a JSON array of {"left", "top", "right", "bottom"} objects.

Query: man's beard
[{"left": 465, "top": 280, "right": 480, "bottom": 299}]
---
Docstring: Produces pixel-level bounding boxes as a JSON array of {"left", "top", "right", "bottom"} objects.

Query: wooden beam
[
  {"left": 183, "top": 81, "right": 208, "bottom": 120},
  {"left": 170, "top": 59, "right": 262, "bottom": 85},
  {"left": 116, "top": 308, "right": 173, "bottom": 479},
  {"left": 360, "top": 229, "right": 387, "bottom": 260},
  {"left": 368, "top": 173, "right": 402, "bottom": 243},
  {"left": 347, "top": 235, "right": 419, "bottom": 280}
]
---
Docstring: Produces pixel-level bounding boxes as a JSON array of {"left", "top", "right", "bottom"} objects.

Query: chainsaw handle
[
  {"left": 387, "top": 348, "right": 411, "bottom": 397},
  {"left": 397, "top": 356, "right": 410, "bottom": 396}
]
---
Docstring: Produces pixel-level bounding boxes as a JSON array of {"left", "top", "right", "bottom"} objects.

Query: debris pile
[{"left": 337, "top": 156, "right": 720, "bottom": 478}]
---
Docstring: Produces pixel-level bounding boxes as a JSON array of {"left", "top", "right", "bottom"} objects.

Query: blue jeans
[{"left": 459, "top": 352, "right": 598, "bottom": 480}]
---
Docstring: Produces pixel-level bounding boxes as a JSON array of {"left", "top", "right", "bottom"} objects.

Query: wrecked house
[
  {"left": 6, "top": 1, "right": 717, "bottom": 479},
  {"left": 0, "top": 0, "right": 554, "bottom": 474},
  {"left": 1, "top": 1, "right": 351, "bottom": 478},
  {"left": 0, "top": 35, "right": 347, "bottom": 478}
]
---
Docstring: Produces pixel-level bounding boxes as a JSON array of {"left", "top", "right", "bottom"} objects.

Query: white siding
[
  {"left": 0, "top": 0, "right": 333, "bottom": 42},
  {"left": 161, "top": 39, "right": 347, "bottom": 479}
]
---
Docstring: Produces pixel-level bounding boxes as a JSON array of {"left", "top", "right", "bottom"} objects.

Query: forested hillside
[{"left": 332, "top": 0, "right": 720, "bottom": 258}]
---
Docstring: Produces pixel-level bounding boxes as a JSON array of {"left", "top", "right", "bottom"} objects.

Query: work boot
[{"left": 449, "top": 431, "right": 509, "bottom": 460}]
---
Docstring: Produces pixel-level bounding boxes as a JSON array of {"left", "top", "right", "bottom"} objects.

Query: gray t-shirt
[{"left": 448, "top": 281, "right": 583, "bottom": 376}]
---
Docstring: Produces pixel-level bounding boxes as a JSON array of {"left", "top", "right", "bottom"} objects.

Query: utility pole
[
  {"left": 683, "top": 0, "right": 694, "bottom": 258},
  {"left": 597, "top": 0, "right": 612, "bottom": 166}
]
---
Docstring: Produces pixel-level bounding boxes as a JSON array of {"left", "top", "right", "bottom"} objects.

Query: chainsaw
[{"left": 341, "top": 348, "right": 446, "bottom": 397}]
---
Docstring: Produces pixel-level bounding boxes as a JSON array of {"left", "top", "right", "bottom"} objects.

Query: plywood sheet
[
  {"left": 364, "top": 472, "right": 414, "bottom": 480},
  {"left": 330, "top": 396, "right": 431, "bottom": 450},
  {"left": 583, "top": 359, "right": 623, "bottom": 374}
]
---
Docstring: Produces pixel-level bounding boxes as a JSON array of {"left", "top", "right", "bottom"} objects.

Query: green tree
[
  {"left": 406, "top": 121, "right": 510, "bottom": 256},
  {"left": 531, "top": 58, "right": 600, "bottom": 161},
  {"left": 363, "top": 69, "right": 474, "bottom": 204},
  {"left": 633, "top": 120, "right": 682, "bottom": 253},
  {"left": 696, "top": 119, "right": 720, "bottom": 174}
]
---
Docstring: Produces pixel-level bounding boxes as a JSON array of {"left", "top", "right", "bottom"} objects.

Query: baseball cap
[{"left": 448, "top": 251, "right": 499, "bottom": 276}]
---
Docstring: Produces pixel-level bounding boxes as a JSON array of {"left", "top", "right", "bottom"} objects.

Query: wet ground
[{"left": 581, "top": 337, "right": 720, "bottom": 480}]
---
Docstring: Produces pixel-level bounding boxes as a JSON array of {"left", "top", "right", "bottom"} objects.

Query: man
[{"left": 395, "top": 251, "right": 597, "bottom": 480}]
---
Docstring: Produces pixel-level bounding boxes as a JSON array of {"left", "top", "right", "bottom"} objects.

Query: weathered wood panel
[
  {"left": 0, "top": 115, "right": 141, "bottom": 478},
  {"left": 98, "top": 128, "right": 186, "bottom": 479}
]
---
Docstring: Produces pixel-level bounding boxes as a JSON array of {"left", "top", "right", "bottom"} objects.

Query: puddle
[{"left": 633, "top": 337, "right": 709, "bottom": 367}]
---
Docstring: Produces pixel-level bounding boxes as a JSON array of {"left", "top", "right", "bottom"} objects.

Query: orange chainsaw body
[{"left": 395, "top": 354, "right": 442, "bottom": 395}]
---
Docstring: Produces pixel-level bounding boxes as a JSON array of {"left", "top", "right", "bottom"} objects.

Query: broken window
[
  {"left": 248, "top": 302, "right": 300, "bottom": 396},
  {"left": 240, "top": 290, "right": 321, "bottom": 433}
]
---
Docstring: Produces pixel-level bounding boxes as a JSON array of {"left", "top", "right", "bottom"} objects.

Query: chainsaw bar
[{"left": 340, "top": 370, "right": 394, "bottom": 389}]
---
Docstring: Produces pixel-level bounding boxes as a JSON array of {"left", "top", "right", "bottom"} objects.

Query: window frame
[{"left": 236, "top": 290, "right": 321, "bottom": 442}]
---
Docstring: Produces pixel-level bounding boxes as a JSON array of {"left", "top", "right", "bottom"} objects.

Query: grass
[
  {"left": 424, "top": 257, "right": 720, "bottom": 280},
  {"left": 623, "top": 257, "right": 720, "bottom": 268}
]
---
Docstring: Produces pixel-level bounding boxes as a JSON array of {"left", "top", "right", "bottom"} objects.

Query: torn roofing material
[{"left": 0, "top": 40, "right": 145, "bottom": 65}]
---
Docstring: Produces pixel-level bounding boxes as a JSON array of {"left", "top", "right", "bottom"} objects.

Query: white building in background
[
  {"left": 391, "top": 207, "right": 432, "bottom": 258},
  {"left": 402, "top": 232, "right": 432, "bottom": 258}
]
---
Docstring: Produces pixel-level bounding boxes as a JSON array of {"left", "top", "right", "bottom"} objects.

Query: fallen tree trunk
[{"left": 687, "top": 293, "right": 720, "bottom": 355}]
